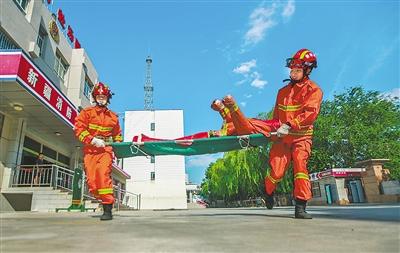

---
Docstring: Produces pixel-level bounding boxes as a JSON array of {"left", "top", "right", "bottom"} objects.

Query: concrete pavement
[{"left": 1, "top": 204, "right": 399, "bottom": 253}]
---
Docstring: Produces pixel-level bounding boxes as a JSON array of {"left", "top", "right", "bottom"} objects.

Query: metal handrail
[
  {"left": 113, "top": 185, "right": 141, "bottom": 211},
  {"left": 10, "top": 164, "right": 74, "bottom": 190},
  {"left": 11, "top": 164, "right": 141, "bottom": 210}
]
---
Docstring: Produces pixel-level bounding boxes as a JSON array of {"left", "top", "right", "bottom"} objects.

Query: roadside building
[
  {"left": 123, "top": 110, "right": 187, "bottom": 210},
  {"left": 0, "top": 0, "right": 130, "bottom": 212},
  {"left": 309, "top": 160, "right": 400, "bottom": 205}
]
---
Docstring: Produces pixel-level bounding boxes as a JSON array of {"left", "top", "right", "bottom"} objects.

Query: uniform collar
[
  {"left": 291, "top": 77, "right": 309, "bottom": 88},
  {"left": 94, "top": 105, "right": 109, "bottom": 112}
]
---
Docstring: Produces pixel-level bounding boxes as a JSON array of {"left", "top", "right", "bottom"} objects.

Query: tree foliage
[{"left": 309, "top": 87, "right": 400, "bottom": 178}]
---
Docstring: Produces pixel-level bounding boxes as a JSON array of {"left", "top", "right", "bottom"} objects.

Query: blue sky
[{"left": 55, "top": 0, "right": 399, "bottom": 184}]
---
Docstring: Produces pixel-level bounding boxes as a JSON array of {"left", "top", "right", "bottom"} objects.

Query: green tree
[{"left": 309, "top": 87, "right": 400, "bottom": 178}]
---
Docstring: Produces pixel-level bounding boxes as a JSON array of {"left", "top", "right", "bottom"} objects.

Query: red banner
[{"left": 0, "top": 51, "right": 78, "bottom": 128}]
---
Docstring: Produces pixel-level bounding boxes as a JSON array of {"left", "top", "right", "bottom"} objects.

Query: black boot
[
  {"left": 265, "top": 193, "right": 274, "bottom": 210},
  {"left": 100, "top": 204, "right": 113, "bottom": 221},
  {"left": 295, "top": 199, "right": 312, "bottom": 219}
]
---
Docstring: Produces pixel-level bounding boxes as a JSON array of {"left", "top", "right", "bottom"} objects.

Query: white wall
[{"left": 123, "top": 110, "right": 187, "bottom": 210}]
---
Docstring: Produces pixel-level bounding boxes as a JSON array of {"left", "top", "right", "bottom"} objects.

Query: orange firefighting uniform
[
  {"left": 74, "top": 106, "right": 123, "bottom": 204},
  {"left": 265, "top": 78, "right": 323, "bottom": 201},
  {"left": 217, "top": 105, "right": 281, "bottom": 137}
]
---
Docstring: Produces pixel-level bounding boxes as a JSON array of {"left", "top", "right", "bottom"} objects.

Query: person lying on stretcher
[{"left": 132, "top": 95, "right": 281, "bottom": 143}]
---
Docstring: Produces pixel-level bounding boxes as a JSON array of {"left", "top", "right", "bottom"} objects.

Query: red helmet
[
  {"left": 92, "top": 82, "right": 112, "bottom": 99},
  {"left": 286, "top": 49, "right": 317, "bottom": 69}
]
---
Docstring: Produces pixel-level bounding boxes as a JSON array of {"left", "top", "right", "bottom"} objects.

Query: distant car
[{"left": 196, "top": 199, "right": 208, "bottom": 207}]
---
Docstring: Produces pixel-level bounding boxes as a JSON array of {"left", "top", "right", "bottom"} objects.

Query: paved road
[{"left": 1, "top": 204, "right": 399, "bottom": 253}]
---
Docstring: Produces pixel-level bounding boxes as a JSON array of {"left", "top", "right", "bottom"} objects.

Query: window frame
[
  {"left": 83, "top": 77, "right": 94, "bottom": 99},
  {"left": 150, "top": 171, "right": 155, "bottom": 181},
  {"left": 54, "top": 51, "right": 69, "bottom": 80},
  {"left": 37, "top": 26, "right": 47, "bottom": 58},
  {"left": 13, "top": 0, "right": 29, "bottom": 12}
]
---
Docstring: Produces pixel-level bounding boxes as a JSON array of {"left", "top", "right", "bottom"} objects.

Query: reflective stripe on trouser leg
[
  {"left": 265, "top": 142, "right": 291, "bottom": 195},
  {"left": 219, "top": 107, "right": 232, "bottom": 123},
  {"left": 292, "top": 140, "right": 312, "bottom": 201},
  {"left": 95, "top": 152, "right": 114, "bottom": 204}
]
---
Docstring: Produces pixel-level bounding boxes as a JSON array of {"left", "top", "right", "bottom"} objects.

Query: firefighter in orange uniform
[
  {"left": 74, "top": 82, "right": 123, "bottom": 221},
  {"left": 264, "top": 49, "right": 323, "bottom": 219}
]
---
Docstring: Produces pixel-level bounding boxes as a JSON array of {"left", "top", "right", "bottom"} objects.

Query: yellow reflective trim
[
  {"left": 300, "top": 50, "right": 310, "bottom": 60},
  {"left": 294, "top": 172, "right": 310, "bottom": 180},
  {"left": 278, "top": 104, "right": 302, "bottom": 112},
  {"left": 232, "top": 104, "right": 239, "bottom": 112},
  {"left": 98, "top": 188, "right": 113, "bottom": 195},
  {"left": 79, "top": 130, "right": 90, "bottom": 141},
  {"left": 88, "top": 124, "right": 113, "bottom": 132},
  {"left": 221, "top": 107, "right": 230, "bottom": 118},
  {"left": 267, "top": 174, "right": 281, "bottom": 184},
  {"left": 289, "top": 129, "right": 313, "bottom": 136},
  {"left": 220, "top": 122, "right": 228, "bottom": 136},
  {"left": 294, "top": 118, "right": 301, "bottom": 128},
  {"left": 114, "top": 135, "right": 123, "bottom": 141}
]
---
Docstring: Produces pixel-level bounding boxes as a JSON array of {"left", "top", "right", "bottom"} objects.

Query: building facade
[
  {"left": 123, "top": 110, "right": 187, "bottom": 210},
  {"left": 0, "top": 0, "right": 130, "bottom": 211}
]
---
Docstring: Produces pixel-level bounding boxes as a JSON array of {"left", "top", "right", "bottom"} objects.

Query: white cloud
[
  {"left": 282, "top": 0, "right": 295, "bottom": 19},
  {"left": 244, "top": 5, "right": 277, "bottom": 46},
  {"left": 187, "top": 153, "right": 223, "bottom": 168},
  {"left": 244, "top": 94, "right": 253, "bottom": 98},
  {"left": 381, "top": 88, "right": 400, "bottom": 101},
  {"left": 233, "top": 63, "right": 267, "bottom": 89},
  {"left": 240, "top": 101, "right": 247, "bottom": 107},
  {"left": 251, "top": 78, "right": 267, "bottom": 89},
  {"left": 233, "top": 59, "right": 257, "bottom": 75},
  {"left": 250, "top": 72, "right": 267, "bottom": 89},
  {"left": 235, "top": 79, "right": 247, "bottom": 86}
]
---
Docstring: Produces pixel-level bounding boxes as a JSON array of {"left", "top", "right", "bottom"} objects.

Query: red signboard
[
  {"left": 0, "top": 51, "right": 78, "bottom": 128},
  {"left": 57, "top": 9, "right": 66, "bottom": 29}
]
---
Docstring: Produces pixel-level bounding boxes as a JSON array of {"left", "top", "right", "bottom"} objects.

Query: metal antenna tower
[{"left": 144, "top": 56, "right": 154, "bottom": 110}]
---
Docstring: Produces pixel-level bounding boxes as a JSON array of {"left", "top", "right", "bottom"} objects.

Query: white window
[
  {"left": 84, "top": 77, "right": 93, "bottom": 99},
  {"left": 13, "top": 0, "right": 29, "bottom": 11},
  {"left": 37, "top": 27, "right": 47, "bottom": 57},
  {"left": 54, "top": 51, "right": 68, "bottom": 80}
]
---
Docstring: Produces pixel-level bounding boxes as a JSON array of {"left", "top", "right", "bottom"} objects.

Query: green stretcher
[{"left": 110, "top": 133, "right": 272, "bottom": 158}]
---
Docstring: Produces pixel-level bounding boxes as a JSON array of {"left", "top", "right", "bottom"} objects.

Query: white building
[
  {"left": 0, "top": 0, "right": 130, "bottom": 211},
  {"left": 123, "top": 110, "right": 187, "bottom": 209}
]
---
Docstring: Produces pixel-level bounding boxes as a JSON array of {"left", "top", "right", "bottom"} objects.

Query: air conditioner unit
[{"left": 28, "top": 41, "right": 40, "bottom": 58}]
